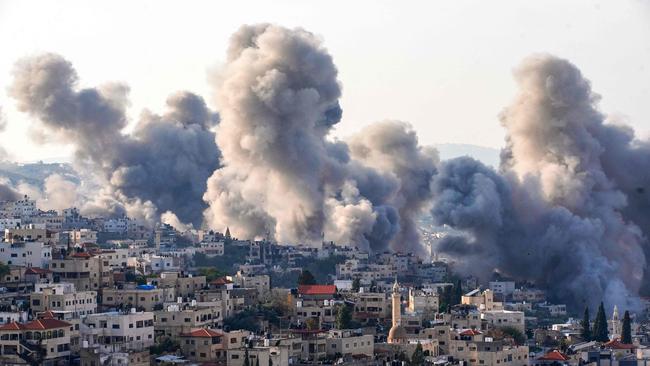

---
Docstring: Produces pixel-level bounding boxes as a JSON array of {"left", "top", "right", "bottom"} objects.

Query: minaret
[
  {"left": 392, "top": 278, "right": 401, "bottom": 328},
  {"left": 612, "top": 305, "right": 620, "bottom": 338}
]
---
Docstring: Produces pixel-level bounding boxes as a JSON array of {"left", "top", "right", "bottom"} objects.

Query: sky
[{"left": 0, "top": 0, "right": 648, "bottom": 163}]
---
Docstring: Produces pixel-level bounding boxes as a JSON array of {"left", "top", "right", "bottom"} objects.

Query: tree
[
  {"left": 581, "top": 306, "right": 592, "bottom": 341},
  {"left": 622, "top": 310, "right": 632, "bottom": 344},
  {"left": 335, "top": 305, "right": 352, "bottom": 330},
  {"left": 592, "top": 302, "right": 609, "bottom": 342},
  {"left": 352, "top": 278, "right": 361, "bottom": 292},
  {"left": 410, "top": 342, "right": 425, "bottom": 365},
  {"left": 499, "top": 326, "right": 526, "bottom": 345},
  {"left": 0, "top": 262, "right": 10, "bottom": 278},
  {"left": 297, "top": 270, "right": 316, "bottom": 286}
]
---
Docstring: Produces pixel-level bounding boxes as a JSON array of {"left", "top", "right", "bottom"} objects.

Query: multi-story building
[
  {"left": 102, "top": 285, "right": 177, "bottom": 311},
  {"left": 80, "top": 311, "right": 155, "bottom": 352},
  {"left": 462, "top": 289, "right": 503, "bottom": 311},
  {"left": 50, "top": 252, "right": 113, "bottom": 291},
  {"left": 31, "top": 283, "right": 97, "bottom": 317},
  {"left": 70, "top": 229, "right": 98, "bottom": 245},
  {"left": 325, "top": 329, "right": 374, "bottom": 358},
  {"left": 447, "top": 329, "right": 529, "bottom": 366},
  {"left": 153, "top": 302, "right": 222, "bottom": 339},
  {"left": 152, "top": 272, "right": 206, "bottom": 299},
  {"left": 408, "top": 288, "right": 440, "bottom": 316},
  {"left": 0, "top": 240, "right": 52, "bottom": 267},
  {"left": 229, "top": 272, "right": 270, "bottom": 295},
  {"left": 198, "top": 241, "right": 224, "bottom": 257},
  {"left": 0, "top": 317, "right": 73, "bottom": 366},
  {"left": 481, "top": 310, "right": 526, "bottom": 333},
  {"left": 489, "top": 281, "right": 516, "bottom": 298},
  {"left": 179, "top": 328, "right": 226, "bottom": 362},
  {"left": 350, "top": 291, "right": 391, "bottom": 323}
]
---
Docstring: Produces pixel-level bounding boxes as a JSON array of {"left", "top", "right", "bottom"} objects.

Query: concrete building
[
  {"left": 408, "top": 288, "right": 440, "bottom": 316},
  {"left": 326, "top": 329, "right": 374, "bottom": 358},
  {"left": 229, "top": 271, "right": 270, "bottom": 295},
  {"left": 0, "top": 317, "right": 73, "bottom": 366},
  {"left": 153, "top": 302, "right": 222, "bottom": 339},
  {"left": 0, "top": 241, "right": 52, "bottom": 268},
  {"left": 462, "top": 289, "right": 503, "bottom": 311},
  {"left": 102, "top": 285, "right": 176, "bottom": 311},
  {"left": 481, "top": 310, "right": 526, "bottom": 333},
  {"left": 31, "top": 282, "right": 97, "bottom": 317},
  {"left": 80, "top": 311, "right": 155, "bottom": 352},
  {"left": 50, "top": 252, "right": 113, "bottom": 291},
  {"left": 489, "top": 281, "right": 516, "bottom": 298}
]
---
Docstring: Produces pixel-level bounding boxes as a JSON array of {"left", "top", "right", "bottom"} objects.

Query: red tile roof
[
  {"left": 70, "top": 252, "right": 92, "bottom": 258},
  {"left": 24, "top": 267, "right": 51, "bottom": 275},
  {"left": 210, "top": 277, "right": 232, "bottom": 285},
  {"left": 460, "top": 329, "right": 482, "bottom": 336},
  {"left": 182, "top": 328, "right": 223, "bottom": 338},
  {"left": 604, "top": 339, "right": 635, "bottom": 350},
  {"left": 538, "top": 350, "right": 570, "bottom": 361},
  {"left": 37, "top": 311, "right": 56, "bottom": 319},
  {"left": 298, "top": 285, "right": 336, "bottom": 295},
  {"left": 0, "top": 318, "right": 70, "bottom": 331}
]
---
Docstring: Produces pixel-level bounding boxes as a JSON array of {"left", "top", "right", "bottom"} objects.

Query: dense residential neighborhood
[{"left": 0, "top": 195, "right": 644, "bottom": 365}]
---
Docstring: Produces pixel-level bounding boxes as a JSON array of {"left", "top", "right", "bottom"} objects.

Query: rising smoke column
[
  {"left": 9, "top": 53, "right": 219, "bottom": 225},
  {"left": 431, "top": 54, "right": 646, "bottom": 311},
  {"left": 204, "top": 24, "right": 434, "bottom": 253},
  {"left": 347, "top": 121, "right": 438, "bottom": 253}
]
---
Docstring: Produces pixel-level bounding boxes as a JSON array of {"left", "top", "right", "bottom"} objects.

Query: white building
[
  {"left": 0, "top": 218, "right": 20, "bottom": 230},
  {"left": 31, "top": 283, "right": 97, "bottom": 318},
  {"left": 489, "top": 281, "right": 516, "bottom": 297},
  {"left": 80, "top": 311, "right": 155, "bottom": 352},
  {"left": 0, "top": 241, "right": 52, "bottom": 267},
  {"left": 481, "top": 310, "right": 526, "bottom": 333}
]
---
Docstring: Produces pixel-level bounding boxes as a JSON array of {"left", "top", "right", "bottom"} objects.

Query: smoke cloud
[
  {"left": 204, "top": 24, "right": 434, "bottom": 253},
  {"left": 431, "top": 54, "right": 647, "bottom": 311},
  {"left": 9, "top": 53, "right": 220, "bottom": 225}
]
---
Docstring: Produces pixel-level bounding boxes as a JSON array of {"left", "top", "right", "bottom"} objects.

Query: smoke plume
[
  {"left": 9, "top": 53, "right": 219, "bottom": 225},
  {"left": 204, "top": 24, "right": 434, "bottom": 253},
  {"left": 431, "top": 54, "right": 646, "bottom": 311}
]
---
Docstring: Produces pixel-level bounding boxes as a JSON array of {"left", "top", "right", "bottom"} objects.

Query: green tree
[
  {"left": 500, "top": 326, "right": 526, "bottom": 345},
  {"left": 0, "top": 262, "right": 10, "bottom": 278},
  {"left": 592, "top": 302, "right": 609, "bottom": 342},
  {"left": 352, "top": 278, "right": 361, "bottom": 292},
  {"left": 198, "top": 267, "right": 226, "bottom": 282},
  {"left": 410, "top": 342, "right": 425, "bottom": 365},
  {"left": 622, "top": 310, "right": 632, "bottom": 344},
  {"left": 335, "top": 305, "right": 352, "bottom": 329},
  {"left": 581, "top": 306, "right": 592, "bottom": 341},
  {"left": 297, "top": 270, "right": 316, "bottom": 286}
]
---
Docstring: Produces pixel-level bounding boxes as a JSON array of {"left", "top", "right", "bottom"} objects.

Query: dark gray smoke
[
  {"left": 204, "top": 24, "right": 434, "bottom": 253},
  {"left": 9, "top": 53, "right": 219, "bottom": 225},
  {"left": 431, "top": 54, "right": 646, "bottom": 311}
]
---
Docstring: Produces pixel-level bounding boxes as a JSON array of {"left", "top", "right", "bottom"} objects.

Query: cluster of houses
[{"left": 0, "top": 195, "right": 648, "bottom": 365}]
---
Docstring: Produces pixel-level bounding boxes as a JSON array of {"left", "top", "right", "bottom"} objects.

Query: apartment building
[
  {"left": 153, "top": 302, "right": 222, "bottom": 339},
  {"left": 31, "top": 282, "right": 97, "bottom": 317},
  {"left": 102, "top": 285, "right": 176, "bottom": 311},
  {"left": 325, "top": 329, "right": 374, "bottom": 358},
  {"left": 50, "top": 252, "right": 113, "bottom": 291},
  {"left": 80, "top": 311, "right": 155, "bottom": 352},
  {"left": 0, "top": 318, "right": 73, "bottom": 366},
  {"left": 0, "top": 241, "right": 52, "bottom": 267}
]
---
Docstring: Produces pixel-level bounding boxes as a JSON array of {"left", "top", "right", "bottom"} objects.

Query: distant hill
[
  {"left": 435, "top": 143, "right": 501, "bottom": 168},
  {"left": 0, "top": 161, "right": 80, "bottom": 188}
]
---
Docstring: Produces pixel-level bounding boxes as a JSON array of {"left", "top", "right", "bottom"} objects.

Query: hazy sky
[{"left": 0, "top": 0, "right": 648, "bottom": 162}]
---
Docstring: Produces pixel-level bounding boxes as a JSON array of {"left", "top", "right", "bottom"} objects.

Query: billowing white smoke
[
  {"left": 431, "top": 54, "right": 647, "bottom": 311},
  {"left": 204, "top": 24, "right": 435, "bottom": 253},
  {"left": 9, "top": 54, "right": 220, "bottom": 226}
]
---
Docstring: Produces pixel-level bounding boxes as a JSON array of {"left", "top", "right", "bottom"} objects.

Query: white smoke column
[
  {"left": 204, "top": 24, "right": 346, "bottom": 244},
  {"left": 9, "top": 54, "right": 219, "bottom": 225},
  {"left": 432, "top": 54, "right": 646, "bottom": 311}
]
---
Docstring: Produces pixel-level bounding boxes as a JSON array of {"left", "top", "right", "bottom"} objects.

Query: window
[{"left": 112, "top": 324, "right": 119, "bottom": 329}]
